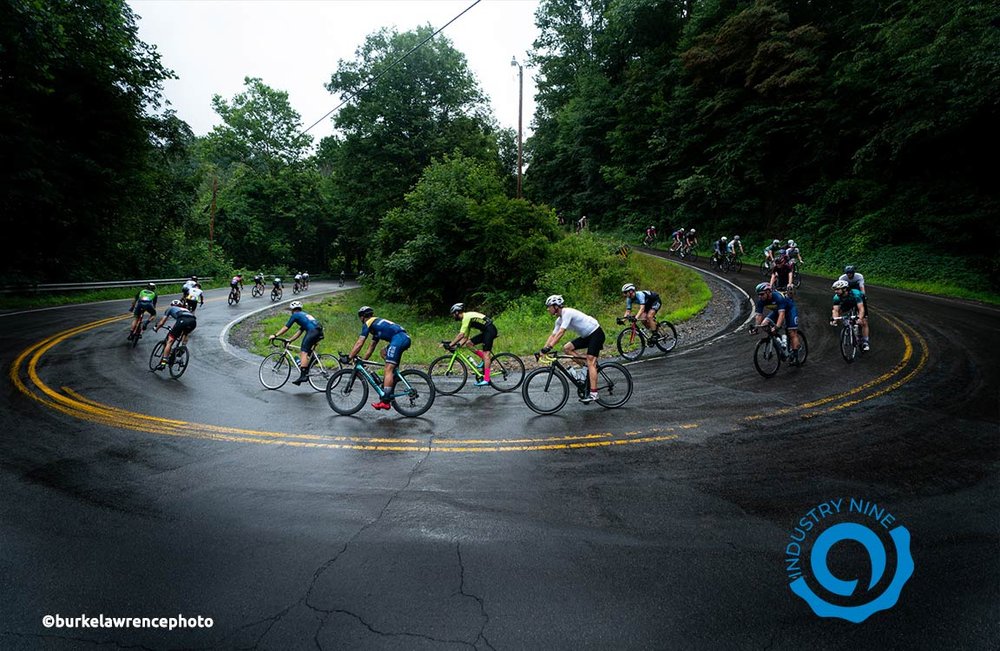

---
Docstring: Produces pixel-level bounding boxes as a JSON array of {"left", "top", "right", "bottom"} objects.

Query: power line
[{"left": 300, "top": 0, "right": 483, "bottom": 137}]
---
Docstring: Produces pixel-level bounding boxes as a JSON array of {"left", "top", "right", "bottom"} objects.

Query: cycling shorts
[
  {"left": 571, "top": 327, "right": 606, "bottom": 357},
  {"left": 183, "top": 298, "right": 199, "bottom": 313},
  {"left": 383, "top": 332, "right": 411, "bottom": 365},
  {"left": 170, "top": 316, "right": 197, "bottom": 339},
  {"left": 133, "top": 301, "right": 155, "bottom": 317},
  {"left": 764, "top": 306, "right": 799, "bottom": 330},
  {"left": 301, "top": 327, "right": 324, "bottom": 355},
  {"left": 470, "top": 322, "right": 498, "bottom": 352}
]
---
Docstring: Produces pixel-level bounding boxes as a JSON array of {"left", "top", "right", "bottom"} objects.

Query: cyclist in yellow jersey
[{"left": 445, "top": 303, "right": 497, "bottom": 387}]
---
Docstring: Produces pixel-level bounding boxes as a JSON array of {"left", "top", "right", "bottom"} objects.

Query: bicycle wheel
[
  {"left": 687, "top": 250, "right": 699, "bottom": 262},
  {"left": 252, "top": 285, "right": 262, "bottom": 298},
  {"left": 654, "top": 321, "right": 679, "bottom": 353},
  {"left": 840, "top": 326, "right": 857, "bottom": 363},
  {"left": 793, "top": 331, "right": 809, "bottom": 367},
  {"left": 169, "top": 346, "right": 189, "bottom": 378},
  {"left": 594, "top": 362, "right": 633, "bottom": 409},
  {"left": 521, "top": 368, "right": 569, "bottom": 415},
  {"left": 325, "top": 369, "right": 368, "bottom": 415},
  {"left": 293, "top": 283, "right": 300, "bottom": 295},
  {"left": 754, "top": 338, "right": 781, "bottom": 377},
  {"left": 228, "top": 291, "right": 236, "bottom": 306},
  {"left": 149, "top": 340, "right": 165, "bottom": 370},
  {"left": 307, "top": 354, "right": 342, "bottom": 392},
  {"left": 428, "top": 355, "right": 468, "bottom": 395},
  {"left": 130, "top": 327, "right": 140, "bottom": 348},
  {"left": 760, "top": 260, "right": 770, "bottom": 276},
  {"left": 270, "top": 288, "right": 280, "bottom": 301},
  {"left": 793, "top": 269, "right": 802, "bottom": 289},
  {"left": 616, "top": 327, "right": 646, "bottom": 361},
  {"left": 389, "top": 369, "right": 435, "bottom": 417},
  {"left": 488, "top": 352, "right": 525, "bottom": 392},
  {"left": 258, "top": 352, "right": 293, "bottom": 389}
]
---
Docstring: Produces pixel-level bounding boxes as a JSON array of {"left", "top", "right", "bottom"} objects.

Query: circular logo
[{"left": 784, "top": 498, "right": 914, "bottom": 623}]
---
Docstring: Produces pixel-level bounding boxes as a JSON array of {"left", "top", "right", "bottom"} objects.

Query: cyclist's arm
[
  {"left": 287, "top": 328, "right": 304, "bottom": 343},
  {"left": 543, "top": 327, "right": 567, "bottom": 350},
  {"left": 360, "top": 338, "right": 379, "bottom": 360},
  {"left": 270, "top": 325, "right": 290, "bottom": 340},
  {"left": 348, "top": 335, "right": 367, "bottom": 360}
]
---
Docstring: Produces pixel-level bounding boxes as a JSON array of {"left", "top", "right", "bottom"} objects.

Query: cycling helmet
[
  {"left": 721, "top": 236, "right": 728, "bottom": 242},
  {"left": 689, "top": 228, "right": 696, "bottom": 234},
  {"left": 777, "top": 249, "right": 787, "bottom": 257},
  {"left": 147, "top": 283, "right": 156, "bottom": 289},
  {"left": 621, "top": 283, "right": 636, "bottom": 294},
  {"left": 358, "top": 305, "right": 374, "bottom": 318},
  {"left": 289, "top": 301, "right": 302, "bottom": 310},
  {"left": 545, "top": 294, "right": 564, "bottom": 307},
  {"left": 772, "top": 239, "right": 780, "bottom": 246},
  {"left": 733, "top": 235, "right": 740, "bottom": 240},
  {"left": 755, "top": 282, "right": 771, "bottom": 294},
  {"left": 170, "top": 299, "right": 183, "bottom": 306},
  {"left": 191, "top": 276, "right": 198, "bottom": 281},
  {"left": 274, "top": 277, "right": 281, "bottom": 282},
  {"left": 832, "top": 280, "right": 849, "bottom": 290},
  {"left": 844, "top": 265, "right": 856, "bottom": 275},
  {"left": 449, "top": 302, "right": 464, "bottom": 314},
  {"left": 787, "top": 239, "right": 795, "bottom": 246}
]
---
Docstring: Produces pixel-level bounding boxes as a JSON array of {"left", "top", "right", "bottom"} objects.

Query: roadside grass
[
  {"left": 0, "top": 281, "right": 230, "bottom": 311},
  {"left": 242, "top": 251, "right": 711, "bottom": 366}
]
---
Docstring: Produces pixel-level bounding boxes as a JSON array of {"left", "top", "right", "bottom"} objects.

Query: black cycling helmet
[
  {"left": 358, "top": 305, "right": 374, "bottom": 319},
  {"left": 844, "top": 265, "right": 856, "bottom": 275}
]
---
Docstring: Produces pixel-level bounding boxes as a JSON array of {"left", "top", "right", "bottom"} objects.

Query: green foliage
[{"left": 371, "top": 154, "right": 560, "bottom": 312}]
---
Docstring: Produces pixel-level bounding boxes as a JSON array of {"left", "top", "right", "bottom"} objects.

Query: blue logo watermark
[{"left": 785, "top": 498, "right": 914, "bottom": 623}]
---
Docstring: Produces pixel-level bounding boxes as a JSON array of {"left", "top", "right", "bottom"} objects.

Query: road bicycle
[
  {"left": 428, "top": 342, "right": 525, "bottom": 395},
  {"left": 258, "top": 337, "right": 341, "bottom": 391},
  {"left": 292, "top": 280, "right": 301, "bottom": 295},
  {"left": 325, "top": 355, "right": 435, "bottom": 417},
  {"left": 338, "top": 276, "right": 345, "bottom": 287},
  {"left": 678, "top": 244, "right": 699, "bottom": 262},
  {"left": 751, "top": 326, "right": 808, "bottom": 378},
  {"left": 724, "top": 253, "right": 743, "bottom": 273},
  {"left": 251, "top": 281, "right": 264, "bottom": 298},
  {"left": 126, "top": 314, "right": 153, "bottom": 348},
  {"left": 228, "top": 285, "right": 241, "bottom": 305},
  {"left": 642, "top": 233, "right": 656, "bottom": 246},
  {"left": 614, "top": 315, "right": 678, "bottom": 361},
  {"left": 834, "top": 313, "right": 863, "bottom": 363},
  {"left": 148, "top": 325, "right": 190, "bottom": 379},
  {"left": 521, "top": 353, "right": 633, "bottom": 415},
  {"left": 760, "top": 258, "right": 774, "bottom": 277},
  {"left": 710, "top": 253, "right": 734, "bottom": 273},
  {"left": 270, "top": 285, "right": 282, "bottom": 302}
]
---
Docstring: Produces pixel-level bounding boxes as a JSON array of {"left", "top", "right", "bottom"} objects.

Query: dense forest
[{"left": 2, "top": 0, "right": 997, "bottom": 297}]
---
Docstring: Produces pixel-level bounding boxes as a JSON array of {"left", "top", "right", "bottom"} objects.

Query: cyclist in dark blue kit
[
  {"left": 348, "top": 306, "right": 411, "bottom": 410},
  {"left": 269, "top": 301, "right": 324, "bottom": 385},
  {"left": 749, "top": 282, "right": 803, "bottom": 364}
]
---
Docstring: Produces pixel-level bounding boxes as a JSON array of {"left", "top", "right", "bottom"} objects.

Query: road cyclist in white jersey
[
  {"left": 538, "top": 295, "right": 606, "bottom": 403},
  {"left": 184, "top": 283, "right": 204, "bottom": 312}
]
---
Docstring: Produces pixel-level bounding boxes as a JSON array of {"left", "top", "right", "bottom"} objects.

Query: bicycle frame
[
  {"left": 538, "top": 354, "right": 591, "bottom": 392},
  {"left": 343, "top": 358, "right": 416, "bottom": 398},
  {"left": 437, "top": 345, "right": 486, "bottom": 380}
]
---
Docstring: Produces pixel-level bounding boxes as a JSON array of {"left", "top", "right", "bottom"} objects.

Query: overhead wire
[{"left": 300, "top": 0, "right": 483, "bottom": 137}]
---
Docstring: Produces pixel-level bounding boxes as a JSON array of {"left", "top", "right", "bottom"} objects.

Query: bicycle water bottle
[
  {"left": 467, "top": 354, "right": 479, "bottom": 366},
  {"left": 779, "top": 334, "right": 788, "bottom": 351}
]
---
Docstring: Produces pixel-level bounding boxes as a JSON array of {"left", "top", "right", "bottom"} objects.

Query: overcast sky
[{"left": 128, "top": 0, "right": 540, "bottom": 146}]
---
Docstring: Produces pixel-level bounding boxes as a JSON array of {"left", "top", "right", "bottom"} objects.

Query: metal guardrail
[{"left": 0, "top": 277, "right": 214, "bottom": 295}]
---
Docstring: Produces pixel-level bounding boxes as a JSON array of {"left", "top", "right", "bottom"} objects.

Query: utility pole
[
  {"left": 210, "top": 174, "right": 217, "bottom": 253},
  {"left": 511, "top": 56, "right": 524, "bottom": 199}
]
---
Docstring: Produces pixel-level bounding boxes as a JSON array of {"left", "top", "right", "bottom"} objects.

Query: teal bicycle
[
  {"left": 428, "top": 342, "right": 525, "bottom": 395},
  {"left": 325, "top": 354, "right": 435, "bottom": 417}
]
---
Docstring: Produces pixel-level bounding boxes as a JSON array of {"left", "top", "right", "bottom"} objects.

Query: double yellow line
[{"left": 9, "top": 315, "right": 684, "bottom": 453}]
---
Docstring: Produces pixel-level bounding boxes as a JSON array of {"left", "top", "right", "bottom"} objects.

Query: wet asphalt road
[{"left": 1, "top": 263, "right": 997, "bottom": 650}]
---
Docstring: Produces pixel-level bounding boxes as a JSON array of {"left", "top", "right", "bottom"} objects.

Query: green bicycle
[
  {"left": 325, "top": 354, "right": 435, "bottom": 417},
  {"left": 428, "top": 342, "right": 525, "bottom": 395}
]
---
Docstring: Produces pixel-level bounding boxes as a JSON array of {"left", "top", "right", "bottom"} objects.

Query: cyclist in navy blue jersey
[
  {"left": 348, "top": 306, "right": 411, "bottom": 410},
  {"left": 269, "top": 301, "right": 324, "bottom": 385}
]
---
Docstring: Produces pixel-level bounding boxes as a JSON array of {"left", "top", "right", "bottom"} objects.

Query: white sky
[{"left": 128, "top": 0, "right": 540, "bottom": 146}]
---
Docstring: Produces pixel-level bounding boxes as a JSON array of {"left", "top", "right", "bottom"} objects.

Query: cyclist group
[{"left": 129, "top": 281, "right": 198, "bottom": 371}]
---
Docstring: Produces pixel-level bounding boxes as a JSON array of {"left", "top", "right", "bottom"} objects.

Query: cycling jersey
[
  {"left": 135, "top": 289, "right": 157, "bottom": 305},
  {"left": 285, "top": 311, "right": 321, "bottom": 332},
  {"left": 231, "top": 276, "right": 241, "bottom": 286},
  {"left": 838, "top": 272, "right": 866, "bottom": 293},
  {"left": 833, "top": 289, "right": 865, "bottom": 312},
  {"left": 458, "top": 311, "right": 491, "bottom": 336},
  {"left": 553, "top": 307, "right": 599, "bottom": 338},
  {"left": 362, "top": 317, "right": 406, "bottom": 341},
  {"left": 626, "top": 291, "right": 661, "bottom": 312},
  {"left": 671, "top": 230, "right": 684, "bottom": 240},
  {"left": 772, "top": 261, "right": 793, "bottom": 288},
  {"left": 273, "top": 279, "right": 282, "bottom": 287},
  {"left": 755, "top": 290, "right": 799, "bottom": 330}
]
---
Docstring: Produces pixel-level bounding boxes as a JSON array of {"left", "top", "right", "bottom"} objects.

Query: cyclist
[
  {"left": 539, "top": 295, "right": 605, "bottom": 404},
  {"left": 128, "top": 283, "right": 158, "bottom": 337},
  {"left": 684, "top": 228, "right": 698, "bottom": 253},
  {"left": 184, "top": 282, "right": 204, "bottom": 312},
  {"left": 839, "top": 265, "right": 866, "bottom": 295},
  {"left": 182, "top": 275, "right": 198, "bottom": 298},
  {"left": 621, "top": 283, "right": 661, "bottom": 339},
  {"left": 786, "top": 240, "right": 804, "bottom": 267},
  {"left": 272, "top": 276, "right": 283, "bottom": 293},
  {"left": 153, "top": 299, "right": 197, "bottom": 370},
  {"left": 253, "top": 272, "right": 265, "bottom": 291},
  {"left": 728, "top": 235, "right": 745, "bottom": 259},
  {"left": 576, "top": 215, "right": 588, "bottom": 233},
  {"left": 770, "top": 251, "right": 794, "bottom": 292},
  {"left": 348, "top": 306, "right": 411, "bottom": 411},
  {"left": 231, "top": 272, "right": 243, "bottom": 290},
  {"left": 269, "top": 300, "right": 325, "bottom": 385},
  {"left": 764, "top": 240, "right": 782, "bottom": 265},
  {"left": 294, "top": 271, "right": 303, "bottom": 290},
  {"left": 446, "top": 303, "right": 497, "bottom": 387},
  {"left": 750, "top": 282, "right": 802, "bottom": 364},
  {"left": 301, "top": 271, "right": 309, "bottom": 289},
  {"left": 339, "top": 270, "right": 346, "bottom": 287},
  {"left": 669, "top": 227, "right": 686, "bottom": 252},
  {"left": 644, "top": 225, "right": 657, "bottom": 245},
  {"left": 830, "top": 279, "right": 870, "bottom": 351},
  {"left": 712, "top": 236, "right": 728, "bottom": 266}
]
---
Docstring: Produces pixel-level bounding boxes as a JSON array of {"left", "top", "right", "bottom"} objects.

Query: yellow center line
[{"left": 11, "top": 316, "right": 687, "bottom": 453}]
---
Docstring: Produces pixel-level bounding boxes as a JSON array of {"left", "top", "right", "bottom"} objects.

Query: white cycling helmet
[
  {"left": 170, "top": 299, "right": 183, "bottom": 306},
  {"left": 449, "top": 302, "right": 464, "bottom": 314},
  {"left": 721, "top": 236, "right": 728, "bottom": 242},
  {"left": 832, "top": 280, "right": 849, "bottom": 290},
  {"left": 621, "top": 283, "right": 636, "bottom": 294},
  {"left": 788, "top": 239, "right": 795, "bottom": 246},
  {"left": 689, "top": 228, "right": 696, "bottom": 234},
  {"left": 733, "top": 235, "right": 740, "bottom": 240},
  {"left": 545, "top": 294, "right": 564, "bottom": 307},
  {"left": 289, "top": 301, "right": 302, "bottom": 310}
]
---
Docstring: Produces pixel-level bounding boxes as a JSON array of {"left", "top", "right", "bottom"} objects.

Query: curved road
[{"left": 1, "top": 262, "right": 997, "bottom": 649}]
